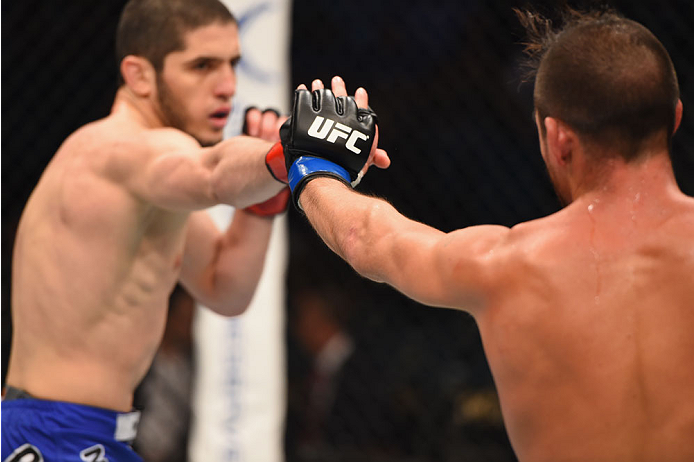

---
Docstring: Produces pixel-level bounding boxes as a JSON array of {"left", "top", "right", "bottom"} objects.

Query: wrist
[
  {"left": 298, "top": 176, "right": 351, "bottom": 213},
  {"left": 288, "top": 156, "right": 351, "bottom": 211}
]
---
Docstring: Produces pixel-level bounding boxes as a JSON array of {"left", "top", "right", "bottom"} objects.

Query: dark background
[{"left": 3, "top": 1, "right": 693, "bottom": 461}]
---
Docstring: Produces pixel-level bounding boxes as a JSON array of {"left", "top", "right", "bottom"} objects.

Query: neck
[
  {"left": 570, "top": 152, "right": 679, "bottom": 206},
  {"left": 111, "top": 87, "right": 164, "bottom": 129}
]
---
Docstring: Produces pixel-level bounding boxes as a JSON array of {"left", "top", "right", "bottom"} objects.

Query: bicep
[
  {"left": 135, "top": 151, "right": 216, "bottom": 211},
  {"left": 118, "top": 130, "right": 216, "bottom": 211}
]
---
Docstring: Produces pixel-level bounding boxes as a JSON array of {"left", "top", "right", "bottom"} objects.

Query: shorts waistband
[{"left": 1, "top": 392, "right": 141, "bottom": 442}]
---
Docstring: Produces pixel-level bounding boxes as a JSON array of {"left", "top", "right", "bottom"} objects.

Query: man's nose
[{"left": 215, "top": 64, "right": 236, "bottom": 99}]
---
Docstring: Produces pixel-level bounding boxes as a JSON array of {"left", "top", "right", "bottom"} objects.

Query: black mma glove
[{"left": 281, "top": 88, "right": 378, "bottom": 209}]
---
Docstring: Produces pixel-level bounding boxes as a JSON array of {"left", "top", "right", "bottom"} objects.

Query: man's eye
[{"left": 194, "top": 61, "right": 210, "bottom": 70}]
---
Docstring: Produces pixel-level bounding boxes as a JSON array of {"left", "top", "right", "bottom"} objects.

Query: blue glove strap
[{"left": 288, "top": 156, "right": 351, "bottom": 192}]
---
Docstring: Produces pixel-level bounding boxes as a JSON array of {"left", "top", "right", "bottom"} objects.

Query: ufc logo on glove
[
  {"left": 281, "top": 89, "right": 379, "bottom": 210},
  {"left": 307, "top": 116, "right": 370, "bottom": 154}
]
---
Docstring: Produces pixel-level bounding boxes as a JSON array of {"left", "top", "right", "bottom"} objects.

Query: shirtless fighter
[
  {"left": 279, "top": 9, "right": 694, "bottom": 462},
  {"left": 2, "top": 0, "right": 290, "bottom": 460}
]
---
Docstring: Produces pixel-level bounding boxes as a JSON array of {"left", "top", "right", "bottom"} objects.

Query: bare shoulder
[
  {"left": 423, "top": 219, "right": 563, "bottom": 312},
  {"left": 436, "top": 223, "right": 525, "bottom": 291},
  {"left": 473, "top": 212, "right": 574, "bottom": 284},
  {"left": 442, "top": 224, "right": 512, "bottom": 256},
  {"left": 670, "top": 193, "right": 694, "bottom": 229},
  {"left": 448, "top": 213, "right": 570, "bottom": 261},
  {"left": 493, "top": 192, "right": 694, "bottom": 277},
  {"left": 438, "top": 218, "right": 562, "bottom": 273},
  {"left": 659, "top": 192, "right": 694, "bottom": 256},
  {"left": 506, "top": 212, "right": 572, "bottom": 251},
  {"left": 63, "top": 115, "right": 200, "bottom": 181}
]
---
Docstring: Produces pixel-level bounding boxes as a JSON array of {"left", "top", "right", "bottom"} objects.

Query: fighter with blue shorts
[{"left": 3, "top": 0, "right": 291, "bottom": 459}]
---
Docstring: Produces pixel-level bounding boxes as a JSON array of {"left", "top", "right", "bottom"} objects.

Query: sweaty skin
[
  {"left": 7, "top": 22, "right": 285, "bottom": 412},
  {"left": 300, "top": 77, "right": 694, "bottom": 461}
]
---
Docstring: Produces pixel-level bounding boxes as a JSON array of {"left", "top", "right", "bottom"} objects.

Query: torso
[
  {"left": 477, "top": 190, "right": 694, "bottom": 461},
  {"left": 7, "top": 112, "right": 189, "bottom": 411}
]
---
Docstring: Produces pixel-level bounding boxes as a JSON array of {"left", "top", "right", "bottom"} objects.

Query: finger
[
  {"left": 362, "top": 148, "right": 390, "bottom": 172},
  {"left": 311, "top": 79, "right": 325, "bottom": 91},
  {"left": 355, "top": 87, "right": 369, "bottom": 109},
  {"left": 331, "top": 76, "right": 347, "bottom": 97},
  {"left": 243, "top": 107, "right": 262, "bottom": 136},
  {"left": 262, "top": 108, "right": 280, "bottom": 118},
  {"left": 358, "top": 148, "right": 390, "bottom": 178},
  {"left": 297, "top": 84, "right": 308, "bottom": 90},
  {"left": 295, "top": 88, "right": 314, "bottom": 114},
  {"left": 260, "top": 110, "right": 281, "bottom": 142},
  {"left": 361, "top": 126, "right": 390, "bottom": 172},
  {"left": 372, "top": 149, "right": 391, "bottom": 169}
]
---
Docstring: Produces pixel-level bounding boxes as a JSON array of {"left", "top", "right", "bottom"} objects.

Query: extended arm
[
  {"left": 300, "top": 178, "right": 509, "bottom": 311},
  {"left": 118, "top": 128, "right": 285, "bottom": 211},
  {"left": 280, "top": 77, "right": 507, "bottom": 310}
]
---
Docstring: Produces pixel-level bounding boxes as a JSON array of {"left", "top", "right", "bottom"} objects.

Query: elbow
[
  {"left": 340, "top": 202, "right": 385, "bottom": 283},
  {"left": 206, "top": 154, "right": 248, "bottom": 207},
  {"left": 215, "top": 302, "right": 251, "bottom": 318},
  {"left": 192, "top": 272, "right": 255, "bottom": 317},
  {"left": 342, "top": 228, "right": 367, "bottom": 276},
  {"left": 205, "top": 269, "right": 264, "bottom": 317},
  {"left": 208, "top": 177, "right": 222, "bottom": 206},
  {"left": 202, "top": 149, "right": 226, "bottom": 206},
  {"left": 209, "top": 168, "right": 261, "bottom": 209},
  {"left": 202, "top": 291, "right": 254, "bottom": 317},
  {"left": 209, "top": 169, "right": 233, "bottom": 207},
  {"left": 177, "top": 154, "right": 227, "bottom": 209}
]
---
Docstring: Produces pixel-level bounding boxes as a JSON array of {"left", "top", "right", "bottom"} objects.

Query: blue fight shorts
[{"left": 1, "top": 388, "right": 142, "bottom": 462}]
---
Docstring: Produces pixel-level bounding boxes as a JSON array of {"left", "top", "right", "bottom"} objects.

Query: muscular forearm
[
  {"left": 200, "top": 211, "right": 274, "bottom": 316},
  {"left": 180, "top": 208, "right": 274, "bottom": 316},
  {"left": 205, "top": 136, "right": 284, "bottom": 208},
  {"left": 301, "top": 178, "right": 410, "bottom": 283}
]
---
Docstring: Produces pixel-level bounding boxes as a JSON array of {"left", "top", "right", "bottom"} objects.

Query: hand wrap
[{"left": 243, "top": 187, "right": 290, "bottom": 217}]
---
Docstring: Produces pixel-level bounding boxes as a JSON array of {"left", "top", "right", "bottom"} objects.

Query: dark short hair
[
  {"left": 516, "top": 7, "right": 680, "bottom": 159},
  {"left": 115, "top": 0, "right": 236, "bottom": 85}
]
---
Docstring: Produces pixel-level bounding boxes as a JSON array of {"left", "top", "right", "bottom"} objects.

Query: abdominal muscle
[
  {"left": 8, "top": 233, "right": 178, "bottom": 411},
  {"left": 7, "top": 154, "right": 188, "bottom": 412}
]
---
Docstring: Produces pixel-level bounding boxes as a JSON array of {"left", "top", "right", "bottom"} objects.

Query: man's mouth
[{"left": 210, "top": 108, "right": 230, "bottom": 128}]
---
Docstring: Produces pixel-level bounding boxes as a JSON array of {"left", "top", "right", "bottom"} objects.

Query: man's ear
[
  {"left": 544, "top": 116, "right": 575, "bottom": 166},
  {"left": 120, "top": 55, "right": 156, "bottom": 97},
  {"left": 674, "top": 99, "right": 683, "bottom": 135}
]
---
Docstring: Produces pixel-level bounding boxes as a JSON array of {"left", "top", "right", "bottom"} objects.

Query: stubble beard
[{"left": 156, "top": 75, "right": 219, "bottom": 147}]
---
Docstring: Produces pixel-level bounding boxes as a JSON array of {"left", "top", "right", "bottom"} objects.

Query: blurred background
[{"left": 2, "top": 0, "right": 693, "bottom": 461}]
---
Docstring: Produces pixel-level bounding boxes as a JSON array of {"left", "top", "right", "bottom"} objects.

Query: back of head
[
  {"left": 115, "top": 0, "right": 235, "bottom": 85},
  {"left": 517, "top": 8, "right": 680, "bottom": 160}
]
